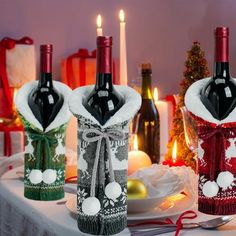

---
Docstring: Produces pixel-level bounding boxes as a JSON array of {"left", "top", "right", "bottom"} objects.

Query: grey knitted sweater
[{"left": 69, "top": 85, "right": 141, "bottom": 235}]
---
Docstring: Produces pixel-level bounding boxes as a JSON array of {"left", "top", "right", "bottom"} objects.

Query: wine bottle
[
  {"left": 200, "top": 27, "right": 236, "bottom": 120},
  {"left": 83, "top": 36, "right": 124, "bottom": 125},
  {"left": 132, "top": 63, "right": 160, "bottom": 163},
  {"left": 28, "top": 44, "right": 64, "bottom": 130}
]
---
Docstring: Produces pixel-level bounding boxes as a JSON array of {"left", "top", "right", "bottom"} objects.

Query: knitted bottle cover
[
  {"left": 15, "top": 81, "right": 72, "bottom": 201},
  {"left": 69, "top": 85, "right": 141, "bottom": 235},
  {"left": 185, "top": 78, "right": 236, "bottom": 215}
]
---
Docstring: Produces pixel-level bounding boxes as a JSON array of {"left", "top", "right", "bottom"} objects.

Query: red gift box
[
  {"left": 61, "top": 48, "right": 119, "bottom": 89},
  {"left": 0, "top": 37, "right": 35, "bottom": 118},
  {"left": 0, "top": 123, "right": 24, "bottom": 157}
]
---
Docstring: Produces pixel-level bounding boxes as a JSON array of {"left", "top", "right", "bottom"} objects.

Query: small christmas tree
[{"left": 165, "top": 42, "right": 210, "bottom": 170}]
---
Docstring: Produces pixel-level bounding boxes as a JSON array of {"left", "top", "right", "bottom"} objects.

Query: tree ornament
[
  {"left": 202, "top": 180, "right": 219, "bottom": 198},
  {"left": 43, "top": 169, "right": 57, "bottom": 184},
  {"left": 105, "top": 181, "right": 122, "bottom": 200},
  {"left": 217, "top": 171, "right": 234, "bottom": 189},
  {"left": 82, "top": 197, "right": 101, "bottom": 216},
  {"left": 165, "top": 42, "right": 209, "bottom": 171},
  {"left": 29, "top": 169, "right": 43, "bottom": 184},
  {"left": 127, "top": 179, "right": 148, "bottom": 199}
]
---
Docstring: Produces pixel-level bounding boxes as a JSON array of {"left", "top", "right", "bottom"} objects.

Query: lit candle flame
[
  {"left": 154, "top": 87, "right": 159, "bottom": 101},
  {"left": 134, "top": 134, "right": 138, "bottom": 150},
  {"left": 172, "top": 140, "right": 177, "bottom": 163},
  {"left": 97, "top": 14, "right": 102, "bottom": 28},
  {"left": 119, "top": 9, "right": 125, "bottom": 22}
]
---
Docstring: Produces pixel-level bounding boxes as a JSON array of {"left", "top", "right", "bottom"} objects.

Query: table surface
[{"left": 0, "top": 166, "right": 236, "bottom": 236}]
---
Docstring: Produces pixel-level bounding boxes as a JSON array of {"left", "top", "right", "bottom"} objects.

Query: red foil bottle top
[
  {"left": 97, "top": 36, "right": 112, "bottom": 73},
  {"left": 40, "top": 44, "right": 53, "bottom": 73},
  {"left": 215, "top": 27, "right": 229, "bottom": 62}
]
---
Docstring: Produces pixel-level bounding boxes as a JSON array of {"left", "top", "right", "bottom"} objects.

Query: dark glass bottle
[
  {"left": 28, "top": 44, "right": 64, "bottom": 130},
  {"left": 200, "top": 27, "right": 236, "bottom": 120},
  {"left": 83, "top": 36, "right": 124, "bottom": 125},
  {"left": 132, "top": 63, "right": 160, "bottom": 163}
]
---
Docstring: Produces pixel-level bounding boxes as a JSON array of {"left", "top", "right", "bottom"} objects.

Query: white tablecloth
[{"left": 0, "top": 166, "right": 236, "bottom": 236}]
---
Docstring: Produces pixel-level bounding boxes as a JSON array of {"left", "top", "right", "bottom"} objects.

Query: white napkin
[{"left": 129, "top": 164, "right": 198, "bottom": 200}]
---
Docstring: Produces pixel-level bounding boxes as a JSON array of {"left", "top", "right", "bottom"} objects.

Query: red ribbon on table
[
  {"left": 128, "top": 210, "right": 197, "bottom": 236},
  {"left": 66, "top": 49, "right": 96, "bottom": 88},
  {"left": 198, "top": 124, "right": 236, "bottom": 180},
  {"left": 0, "top": 37, "right": 34, "bottom": 117}
]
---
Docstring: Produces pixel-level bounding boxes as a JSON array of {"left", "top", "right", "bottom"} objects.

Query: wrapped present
[
  {"left": 185, "top": 78, "right": 236, "bottom": 215},
  {"left": 69, "top": 85, "right": 141, "bottom": 235},
  {"left": 61, "top": 48, "right": 119, "bottom": 89},
  {"left": 16, "top": 81, "right": 72, "bottom": 201},
  {"left": 0, "top": 37, "right": 36, "bottom": 118},
  {"left": 0, "top": 123, "right": 24, "bottom": 157}
]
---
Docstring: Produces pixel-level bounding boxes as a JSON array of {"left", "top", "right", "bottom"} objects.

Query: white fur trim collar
[
  {"left": 69, "top": 85, "right": 142, "bottom": 128},
  {"left": 15, "top": 81, "right": 72, "bottom": 132},
  {"left": 185, "top": 77, "right": 236, "bottom": 125}
]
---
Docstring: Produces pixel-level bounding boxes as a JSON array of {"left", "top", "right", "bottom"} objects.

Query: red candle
[{"left": 162, "top": 140, "right": 185, "bottom": 167}]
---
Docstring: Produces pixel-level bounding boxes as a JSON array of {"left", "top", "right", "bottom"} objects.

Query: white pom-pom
[
  {"left": 105, "top": 182, "right": 122, "bottom": 200},
  {"left": 82, "top": 197, "right": 101, "bottom": 215},
  {"left": 43, "top": 169, "right": 57, "bottom": 184},
  {"left": 217, "top": 171, "right": 234, "bottom": 188},
  {"left": 29, "top": 169, "right": 43, "bottom": 184},
  {"left": 202, "top": 180, "right": 219, "bottom": 198}
]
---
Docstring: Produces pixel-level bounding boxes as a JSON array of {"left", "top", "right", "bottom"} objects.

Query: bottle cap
[
  {"left": 96, "top": 36, "right": 112, "bottom": 73},
  {"left": 214, "top": 27, "right": 229, "bottom": 62},
  {"left": 40, "top": 44, "right": 53, "bottom": 73},
  {"left": 141, "top": 63, "right": 152, "bottom": 70},
  {"left": 97, "top": 36, "right": 112, "bottom": 47},
  {"left": 215, "top": 27, "right": 229, "bottom": 37},
  {"left": 40, "top": 44, "right": 53, "bottom": 52}
]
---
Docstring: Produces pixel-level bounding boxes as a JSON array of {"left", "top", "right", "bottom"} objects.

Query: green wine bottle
[{"left": 132, "top": 63, "right": 160, "bottom": 163}]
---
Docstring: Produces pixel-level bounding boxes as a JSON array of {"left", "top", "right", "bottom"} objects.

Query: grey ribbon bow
[{"left": 82, "top": 128, "right": 125, "bottom": 197}]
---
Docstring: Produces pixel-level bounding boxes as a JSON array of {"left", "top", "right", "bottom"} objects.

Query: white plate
[
  {"left": 127, "top": 196, "right": 166, "bottom": 213},
  {"left": 128, "top": 195, "right": 195, "bottom": 220},
  {"left": 65, "top": 195, "right": 196, "bottom": 221}
]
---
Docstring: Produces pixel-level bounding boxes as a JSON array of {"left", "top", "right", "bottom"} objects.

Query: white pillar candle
[
  {"left": 128, "top": 135, "right": 152, "bottom": 175},
  {"left": 119, "top": 9, "right": 128, "bottom": 85},
  {"left": 96, "top": 14, "right": 103, "bottom": 36},
  {"left": 154, "top": 88, "right": 169, "bottom": 159}
]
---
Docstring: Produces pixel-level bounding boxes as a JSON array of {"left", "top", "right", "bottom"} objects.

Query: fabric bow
[
  {"left": 27, "top": 130, "right": 58, "bottom": 170},
  {"left": 0, "top": 37, "right": 34, "bottom": 49},
  {"left": 198, "top": 124, "right": 236, "bottom": 180},
  {"left": 82, "top": 128, "right": 125, "bottom": 197}
]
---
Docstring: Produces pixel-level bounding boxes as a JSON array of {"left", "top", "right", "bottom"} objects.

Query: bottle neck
[
  {"left": 141, "top": 72, "right": 153, "bottom": 99},
  {"left": 213, "top": 62, "right": 230, "bottom": 78},
  {"left": 95, "top": 44, "right": 113, "bottom": 90},
  {"left": 213, "top": 34, "right": 230, "bottom": 79},
  {"left": 38, "top": 51, "right": 53, "bottom": 88}
]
